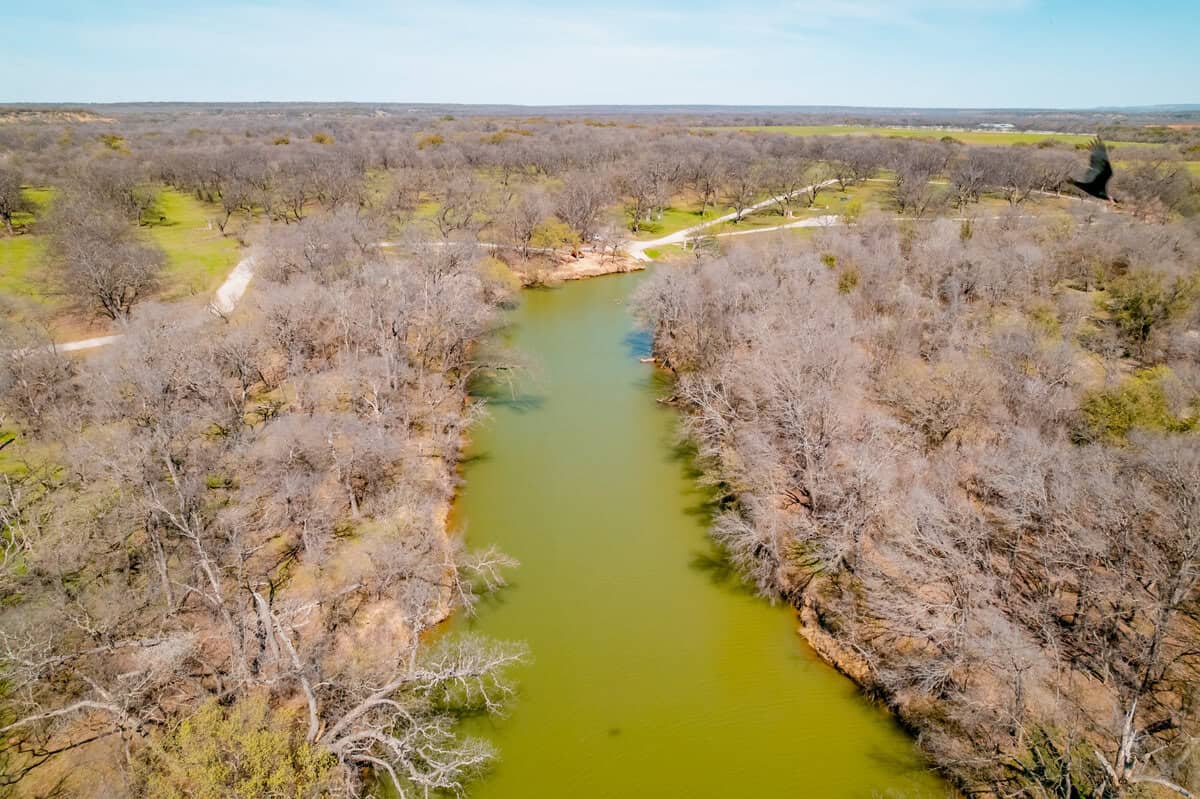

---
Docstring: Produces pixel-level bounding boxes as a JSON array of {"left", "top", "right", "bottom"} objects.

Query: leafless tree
[
  {"left": 45, "top": 190, "right": 165, "bottom": 320},
  {"left": 0, "top": 164, "right": 28, "bottom": 235},
  {"left": 555, "top": 169, "right": 612, "bottom": 241},
  {"left": 431, "top": 169, "right": 489, "bottom": 239}
]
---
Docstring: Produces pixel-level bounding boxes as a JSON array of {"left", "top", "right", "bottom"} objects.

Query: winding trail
[
  {"left": 48, "top": 253, "right": 257, "bottom": 353},
  {"left": 624, "top": 179, "right": 840, "bottom": 261}
]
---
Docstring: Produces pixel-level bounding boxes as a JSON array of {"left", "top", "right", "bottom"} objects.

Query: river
[{"left": 447, "top": 271, "right": 949, "bottom": 798}]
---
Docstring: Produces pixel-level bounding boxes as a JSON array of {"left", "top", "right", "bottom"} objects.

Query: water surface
[{"left": 452, "top": 272, "right": 948, "bottom": 798}]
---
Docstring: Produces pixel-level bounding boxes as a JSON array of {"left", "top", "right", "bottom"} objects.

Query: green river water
[{"left": 448, "top": 271, "right": 950, "bottom": 798}]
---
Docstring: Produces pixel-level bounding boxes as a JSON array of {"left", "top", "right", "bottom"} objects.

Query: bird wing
[{"left": 1080, "top": 137, "right": 1110, "bottom": 183}]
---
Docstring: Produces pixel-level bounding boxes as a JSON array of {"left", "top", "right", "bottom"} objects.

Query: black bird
[{"left": 1071, "top": 137, "right": 1115, "bottom": 202}]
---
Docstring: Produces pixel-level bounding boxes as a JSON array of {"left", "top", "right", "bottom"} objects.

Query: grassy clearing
[
  {"left": 0, "top": 187, "right": 241, "bottom": 316},
  {"left": 631, "top": 202, "right": 731, "bottom": 239},
  {"left": 142, "top": 190, "right": 241, "bottom": 299},
  {"left": 10, "top": 187, "right": 54, "bottom": 232},
  {"left": 705, "top": 125, "right": 1155, "bottom": 149},
  {"left": 0, "top": 236, "right": 50, "bottom": 307}
]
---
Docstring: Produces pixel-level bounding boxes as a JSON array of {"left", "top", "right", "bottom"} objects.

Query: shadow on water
[
  {"left": 863, "top": 745, "right": 944, "bottom": 784},
  {"left": 667, "top": 438, "right": 708, "bottom": 484},
  {"left": 458, "top": 450, "right": 492, "bottom": 468},
  {"left": 484, "top": 393, "right": 547, "bottom": 414},
  {"left": 688, "top": 546, "right": 764, "bottom": 599},
  {"left": 467, "top": 372, "right": 547, "bottom": 415},
  {"left": 466, "top": 584, "right": 519, "bottom": 615}
]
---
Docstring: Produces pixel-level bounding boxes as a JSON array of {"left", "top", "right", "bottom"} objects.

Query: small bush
[
  {"left": 1105, "top": 268, "right": 1200, "bottom": 357},
  {"left": 530, "top": 219, "right": 581, "bottom": 252},
  {"left": 1026, "top": 302, "right": 1061, "bottom": 338},
  {"left": 1078, "top": 366, "right": 1197, "bottom": 443},
  {"left": 311, "top": 132, "right": 334, "bottom": 145},
  {"left": 273, "top": 135, "right": 291, "bottom": 145},
  {"left": 98, "top": 133, "right": 126, "bottom": 151},
  {"left": 837, "top": 266, "right": 859, "bottom": 294},
  {"left": 134, "top": 695, "right": 340, "bottom": 799}
]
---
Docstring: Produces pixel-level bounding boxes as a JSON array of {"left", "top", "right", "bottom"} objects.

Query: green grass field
[
  {"left": 144, "top": 190, "right": 242, "bottom": 299},
  {"left": 704, "top": 125, "right": 1156, "bottom": 149},
  {"left": 0, "top": 235, "right": 50, "bottom": 306},
  {"left": 0, "top": 186, "right": 242, "bottom": 318},
  {"left": 630, "top": 203, "right": 730, "bottom": 240}
]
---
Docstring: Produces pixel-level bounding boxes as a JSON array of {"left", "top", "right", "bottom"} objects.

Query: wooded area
[
  {"left": 635, "top": 214, "right": 1200, "bottom": 797},
  {"left": 1, "top": 105, "right": 1198, "bottom": 797}
]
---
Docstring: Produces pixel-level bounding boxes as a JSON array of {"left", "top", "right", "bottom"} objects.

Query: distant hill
[{"left": 0, "top": 107, "right": 114, "bottom": 124}]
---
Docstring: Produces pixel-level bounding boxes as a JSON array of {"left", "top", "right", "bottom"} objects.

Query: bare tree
[
  {"left": 555, "top": 169, "right": 612, "bottom": 241},
  {"left": 504, "top": 188, "right": 550, "bottom": 258},
  {"left": 0, "top": 164, "right": 28, "bottom": 235},
  {"left": 431, "top": 169, "right": 489, "bottom": 239},
  {"left": 45, "top": 191, "right": 165, "bottom": 320}
]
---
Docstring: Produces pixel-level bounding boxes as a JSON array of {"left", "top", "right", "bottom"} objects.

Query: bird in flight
[{"left": 1071, "top": 138, "right": 1115, "bottom": 202}]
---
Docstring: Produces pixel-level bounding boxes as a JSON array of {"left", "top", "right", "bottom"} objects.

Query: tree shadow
[
  {"left": 667, "top": 438, "right": 731, "bottom": 524},
  {"left": 457, "top": 450, "right": 492, "bottom": 468},
  {"left": 483, "top": 393, "right": 547, "bottom": 414},
  {"left": 687, "top": 545, "right": 761, "bottom": 599},
  {"left": 667, "top": 437, "right": 708, "bottom": 483},
  {"left": 467, "top": 373, "right": 546, "bottom": 415}
]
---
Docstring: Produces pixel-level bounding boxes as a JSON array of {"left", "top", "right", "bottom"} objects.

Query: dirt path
[
  {"left": 210, "top": 254, "right": 256, "bottom": 315},
  {"left": 624, "top": 179, "right": 840, "bottom": 261},
  {"left": 52, "top": 252, "right": 257, "bottom": 353}
]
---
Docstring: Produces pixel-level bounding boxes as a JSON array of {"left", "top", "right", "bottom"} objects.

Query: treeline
[
  {"left": 0, "top": 239, "right": 523, "bottom": 796},
  {"left": 4, "top": 112, "right": 1198, "bottom": 245},
  {"left": 0, "top": 114, "right": 1195, "bottom": 331},
  {"left": 635, "top": 215, "right": 1200, "bottom": 797}
]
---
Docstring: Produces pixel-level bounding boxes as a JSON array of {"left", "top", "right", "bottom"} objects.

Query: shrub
[
  {"left": 1078, "top": 366, "right": 1197, "bottom": 443},
  {"left": 134, "top": 695, "right": 341, "bottom": 799},
  {"left": 1105, "top": 269, "right": 1200, "bottom": 358},
  {"left": 1026, "top": 301, "right": 1061, "bottom": 338},
  {"left": 98, "top": 133, "right": 127, "bottom": 152},
  {"left": 837, "top": 266, "right": 859, "bottom": 294},
  {"left": 311, "top": 132, "right": 334, "bottom": 145},
  {"left": 530, "top": 218, "right": 581, "bottom": 252}
]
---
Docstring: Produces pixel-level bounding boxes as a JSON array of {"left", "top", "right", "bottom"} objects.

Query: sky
[{"left": 2, "top": 0, "right": 1197, "bottom": 108}]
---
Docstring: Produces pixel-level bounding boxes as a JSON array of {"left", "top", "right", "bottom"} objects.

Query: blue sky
[{"left": 2, "top": 0, "right": 1196, "bottom": 107}]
